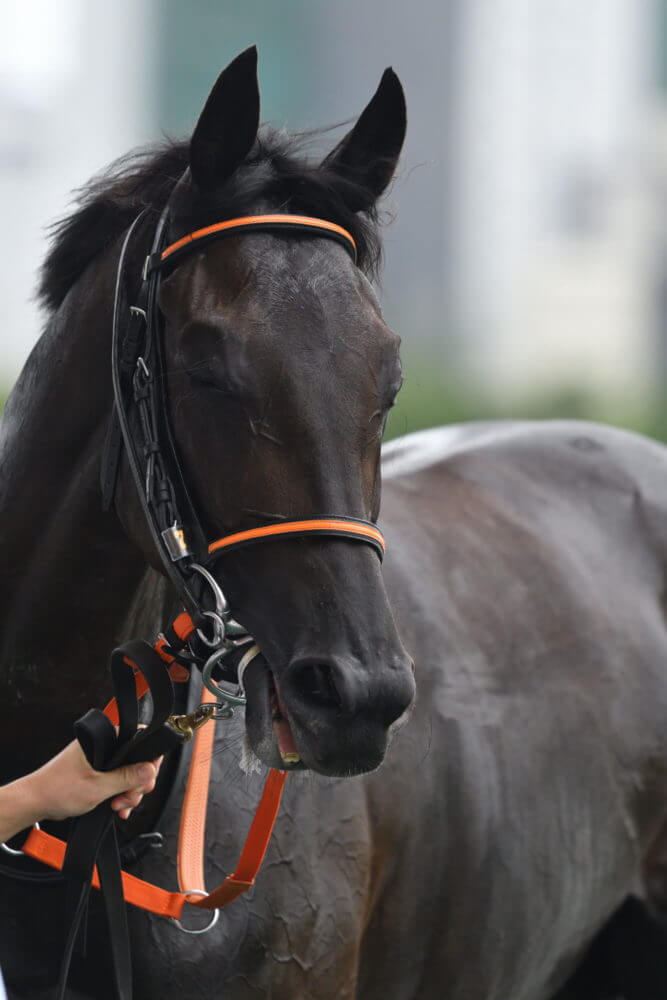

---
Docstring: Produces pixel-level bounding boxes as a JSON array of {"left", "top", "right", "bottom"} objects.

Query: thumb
[{"left": 103, "top": 761, "right": 156, "bottom": 796}]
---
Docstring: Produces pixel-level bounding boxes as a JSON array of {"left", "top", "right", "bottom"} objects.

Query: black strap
[
  {"left": 101, "top": 266, "right": 151, "bottom": 513},
  {"left": 56, "top": 641, "right": 184, "bottom": 1000},
  {"left": 107, "top": 212, "right": 205, "bottom": 619}
]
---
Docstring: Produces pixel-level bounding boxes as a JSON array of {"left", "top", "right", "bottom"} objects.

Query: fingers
[
  {"left": 109, "top": 755, "right": 164, "bottom": 820},
  {"left": 111, "top": 788, "right": 143, "bottom": 813}
]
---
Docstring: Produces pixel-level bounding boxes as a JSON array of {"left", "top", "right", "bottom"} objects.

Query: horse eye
[
  {"left": 185, "top": 365, "right": 217, "bottom": 386},
  {"left": 387, "top": 378, "right": 404, "bottom": 409},
  {"left": 185, "top": 365, "right": 235, "bottom": 396}
]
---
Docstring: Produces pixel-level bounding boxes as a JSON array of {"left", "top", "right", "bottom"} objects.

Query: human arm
[{"left": 0, "top": 739, "right": 162, "bottom": 843}]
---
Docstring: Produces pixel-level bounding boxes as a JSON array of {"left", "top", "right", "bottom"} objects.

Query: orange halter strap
[{"left": 19, "top": 617, "right": 288, "bottom": 925}]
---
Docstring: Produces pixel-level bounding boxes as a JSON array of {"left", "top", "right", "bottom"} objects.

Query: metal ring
[
  {"left": 172, "top": 889, "right": 220, "bottom": 935},
  {"left": 202, "top": 648, "right": 247, "bottom": 706},
  {"left": 195, "top": 610, "right": 226, "bottom": 648},
  {"left": 1, "top": 821, "right": 40, "bottom": 857},
  {"left": 189, "top": 563, "right": 230, "bottom": 620}
]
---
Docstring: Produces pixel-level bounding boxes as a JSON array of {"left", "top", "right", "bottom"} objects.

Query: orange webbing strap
[
  {"left": 102, "top": 659, "right": 189, "bottom": 726},
  {"left": 20, "top": 769, "right": 288, "bottom": 918},
  {"left": 177, "top": 680, "right": 289, "bottom": 908},
  {"left": 22, "top": 826, "right": 186, "bottom": 918},
  {"left": 103, "top": 615, "right": 196, "bottom": 725},
  {"left": 19, "top": 620, "right": 289, "bottom": 919},
  {"left": 177, "top": 683, "right": 217, "bottom": 897},
  {"left": 190, "top": 768, "right": 288, "bottom": 909}
]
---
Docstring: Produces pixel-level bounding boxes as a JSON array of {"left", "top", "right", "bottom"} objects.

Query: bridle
[
  {"left": 2, "top": 200, "right": 390, "bottom": 999},
  {"left": 102, "top": 202, "right": 385, "bottom": 658}
]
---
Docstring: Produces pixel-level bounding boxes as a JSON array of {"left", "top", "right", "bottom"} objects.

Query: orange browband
[
  {"left": 159, "top": 214, "right": 357, "bottom": 267},
  {"left": 208, "top": 518, "right": 385, "bottom": 559}
]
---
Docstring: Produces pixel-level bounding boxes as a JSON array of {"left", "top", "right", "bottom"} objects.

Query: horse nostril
[{"left": 292, "top": 663, "right": 342, "bottom": 711}]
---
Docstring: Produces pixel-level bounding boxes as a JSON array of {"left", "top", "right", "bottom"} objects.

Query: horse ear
[
  {"left": 322, "top": 68, "right": 406, "bottom": 211},
  {"left": 189, "top": 46, "right": 260, "bottom": 191}
]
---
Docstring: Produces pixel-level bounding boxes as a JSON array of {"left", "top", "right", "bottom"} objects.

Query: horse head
[{"left": 118, "top": 48, "right": 415, "bottom": 777}]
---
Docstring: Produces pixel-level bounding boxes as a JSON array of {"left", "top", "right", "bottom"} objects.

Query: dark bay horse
[{"left": 2, "top": 46, "right": 667, "bottom": 1000}]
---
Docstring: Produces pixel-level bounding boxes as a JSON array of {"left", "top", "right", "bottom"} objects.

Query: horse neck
[{"left": 0, "top": 239, "right": 160, "bottom": 776}]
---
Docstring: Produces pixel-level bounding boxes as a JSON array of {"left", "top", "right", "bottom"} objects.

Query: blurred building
[
  {"left": 0, "top": 0, "right": 155, "bottom": 377},
  {"left": 1, "top": 0, "right": 665, "bottom": 418},
  {"left": 445, "top": 0, "right": 666, "bottom": 405}
]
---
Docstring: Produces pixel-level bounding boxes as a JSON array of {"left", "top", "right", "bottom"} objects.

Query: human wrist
[{"left": 0, "top": 771, "right": 43, "bottom": 843}]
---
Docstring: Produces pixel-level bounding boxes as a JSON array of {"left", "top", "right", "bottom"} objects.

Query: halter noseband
[{"left": 105, "top": 208, "right": 384, "bottom": 627}]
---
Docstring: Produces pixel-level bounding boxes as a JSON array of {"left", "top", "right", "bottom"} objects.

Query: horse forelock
[{"left": 38, "top": 126, "right": 385, "bottom": 314}]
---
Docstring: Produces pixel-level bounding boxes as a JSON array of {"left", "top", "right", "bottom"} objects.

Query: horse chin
[{"left": 243, "top": 658, "right": 389, "bottom": 777}]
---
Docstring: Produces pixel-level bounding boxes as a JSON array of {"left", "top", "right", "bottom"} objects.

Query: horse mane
[{"left": 38, "top": 127, "right": 384, "bottom": 313}]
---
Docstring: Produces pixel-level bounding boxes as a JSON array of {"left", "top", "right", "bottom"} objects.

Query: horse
[{"left": 1, "top": 44, "right": 667, "bottom": 1000}]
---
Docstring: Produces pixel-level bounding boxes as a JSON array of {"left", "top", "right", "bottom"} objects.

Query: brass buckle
[{"left": 167, "top": 704, "right": 216, "bottom": 743}]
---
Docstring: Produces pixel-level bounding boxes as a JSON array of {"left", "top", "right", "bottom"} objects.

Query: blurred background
[{"left": 1, "top": 0, "right": 666, "bottom": 440}]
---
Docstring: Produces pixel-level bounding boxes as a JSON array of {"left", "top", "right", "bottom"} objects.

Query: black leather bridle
[{"left": 101, "top": 201, "right": 385, "bottom": 651}]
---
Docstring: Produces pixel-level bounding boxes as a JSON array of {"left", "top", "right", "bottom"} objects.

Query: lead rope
[
  {"left": 56, "top": 639, "right": 185, "bottom": 1000},
  {"left": 11, "top": 619, "right": 286, "bottom": 998}
]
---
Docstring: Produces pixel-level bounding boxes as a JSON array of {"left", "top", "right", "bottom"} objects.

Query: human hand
[{"left": 24, "top": 739, "right": 163, "bottom": 823}]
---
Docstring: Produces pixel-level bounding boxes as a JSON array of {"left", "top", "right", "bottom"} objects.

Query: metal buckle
[{"left": 172, "top": 889, "right": 220, "bottom": 935}]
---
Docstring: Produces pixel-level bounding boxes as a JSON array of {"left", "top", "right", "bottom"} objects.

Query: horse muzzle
[{"left": 243, "top": 649, "right": 415, "bottom": 776}]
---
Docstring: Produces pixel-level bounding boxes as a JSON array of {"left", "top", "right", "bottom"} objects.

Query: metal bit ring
[
  {"left": 189, "top": 563, "right": 229, "bottom": 619},
  {"left": 202, "top": 647, "right": 248, "bottom": 708},
  {"left": 195, "top": 610, "right": 226, "bottom": 648},
  {"left": 189, "top": 563, "right": 231, "bottom": 647}
]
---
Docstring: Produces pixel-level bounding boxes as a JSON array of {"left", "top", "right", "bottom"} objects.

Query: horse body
[
  {"left": 4, "top": 405, "right": 667, "bottom": 998},
  {"left": 2, "top": 47, "right": 667, "bottom": 1000},
  {"left": 373, "top": 424, "right": 667, "bottom": 999}
]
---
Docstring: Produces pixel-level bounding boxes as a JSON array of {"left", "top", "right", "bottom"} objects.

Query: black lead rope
[{"left": 56, "top": 641, "right": 184, "bottom": 1000}]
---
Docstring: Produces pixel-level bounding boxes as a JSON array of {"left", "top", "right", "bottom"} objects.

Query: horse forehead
[{"left": 193, "top": 238, "right": 378, "bottom": 325}]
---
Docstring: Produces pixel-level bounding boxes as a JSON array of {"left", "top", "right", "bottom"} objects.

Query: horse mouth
[
  {"left": 268, "top": 672, "right": 302, "bottom": 767},
  {"left": 242, "top": 654, "right": 400, "bottom": 776},
  {"left": 244, "top": 657, "right": 305, "bottom": 771}
]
